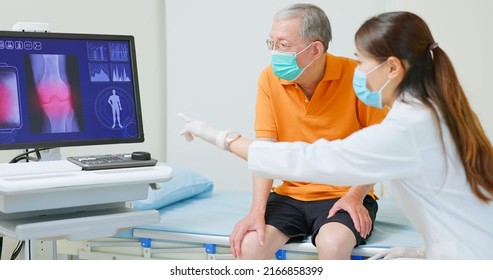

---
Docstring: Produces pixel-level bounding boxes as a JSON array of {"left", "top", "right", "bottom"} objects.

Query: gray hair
[{"left": 275, "top": 3, "right": 332, "bottom": 52}]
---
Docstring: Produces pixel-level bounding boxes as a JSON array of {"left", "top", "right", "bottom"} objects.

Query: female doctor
[{"left": 179, "top": 11, "right": 493, "bottom": 259}]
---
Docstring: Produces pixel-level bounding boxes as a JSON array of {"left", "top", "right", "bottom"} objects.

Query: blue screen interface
[{"left": 0, "top": 31, "right": 143, "bottom": 149}]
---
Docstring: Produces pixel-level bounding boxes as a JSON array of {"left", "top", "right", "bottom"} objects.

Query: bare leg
[
  {"left": 315, "top": 222, "right": 356, "bottom": 260},
  {"left": 237, "top": 225, "right": 290, "bottom": 260}
]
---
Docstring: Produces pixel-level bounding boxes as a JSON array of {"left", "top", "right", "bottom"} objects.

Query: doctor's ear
[{"left": 387, "top": 56, "right": 405, "bottom": 79}]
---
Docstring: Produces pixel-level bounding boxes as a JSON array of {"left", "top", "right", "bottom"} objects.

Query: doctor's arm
[
  {"left": 178, "top": 112, "right": 252, "bottom": 158},
  {"left": 179, "top": 113, "right": 420, "bottom": 187}
]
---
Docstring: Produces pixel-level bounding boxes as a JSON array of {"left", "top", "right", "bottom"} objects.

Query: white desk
[{"left": 0, "top": 160, "right": 172, "bottom": 258}]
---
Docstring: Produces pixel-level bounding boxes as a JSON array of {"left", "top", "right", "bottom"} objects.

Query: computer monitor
[{"left": 0, "top": 30, "right": 144, "bottom": 151}]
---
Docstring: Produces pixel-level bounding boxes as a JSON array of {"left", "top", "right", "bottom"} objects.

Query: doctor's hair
[
  {"left": 355, "top": 11, "right": 493, "bottom": 203},
  {"left": 275, "top": 3, "right": 332, "bottom": 52}
]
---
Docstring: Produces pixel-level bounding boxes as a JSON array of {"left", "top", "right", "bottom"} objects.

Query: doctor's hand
[
  {"left": 368, "top": 246, "right": 426, "bottom": 260},
  {"left": 178, "top": 113, "right": 229, "bottom": 150}
]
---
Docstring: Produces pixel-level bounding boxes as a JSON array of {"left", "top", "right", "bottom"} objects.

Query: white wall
[{"left": 0, "top": 0, "right": 167, "bottom": 163}]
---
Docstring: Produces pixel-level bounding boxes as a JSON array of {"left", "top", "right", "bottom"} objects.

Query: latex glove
[
  {"left": 178, "top": 112, "right": 229, "bottom": 150},
  {"left": 368, "top": 246, "right": 426, "bottom": 260}
]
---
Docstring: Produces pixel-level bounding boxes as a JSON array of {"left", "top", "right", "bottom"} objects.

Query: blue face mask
[
  {"left": 352, "top": 61, "right": 390, "bottom": 109},
  {"left": 271, "top": 43, "right": 313, "bottom": 81}
]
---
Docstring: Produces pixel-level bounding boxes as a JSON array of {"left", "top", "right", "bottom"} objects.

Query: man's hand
[
  {"left": 178, "top": 112, "right": 228, "bottom": 150},
  {"left": 327, "top": 192, "right": 372, "bottom": 238},
  {"left": 368, "top": 246, "right": 426, "bottom": 260},
  {"left": 229, "top": 213, "right": 266, "bottom": 258}
]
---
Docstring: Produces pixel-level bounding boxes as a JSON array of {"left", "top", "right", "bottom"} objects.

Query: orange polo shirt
[{"left": 255, "top": 53, "right": 388, "bottom": 201}]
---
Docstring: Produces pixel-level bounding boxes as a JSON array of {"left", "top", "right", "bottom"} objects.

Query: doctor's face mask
[
  {"left": 352, "top": 60, "right": 390, "bottom": 109},
  {"left": 271, "top": 43, "right": 314, "bottom": 81}
]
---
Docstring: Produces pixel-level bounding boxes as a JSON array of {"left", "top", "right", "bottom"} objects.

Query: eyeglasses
[
  {"left": 265, "top": 39, "right": 317, "bottom": 52},
  {"left": 266, "top": 39, "right": 295, "bottom": 51}
]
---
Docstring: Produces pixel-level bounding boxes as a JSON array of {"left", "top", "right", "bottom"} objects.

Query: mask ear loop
[
  {"left": 366, "top": 59, "right": 388, "bottom": 75},
  {"left": 296, "top": 42, "right": 314, "bottom": 55},
  {"left": 295, "top": 42, "right": 316, "bottom": 74}
]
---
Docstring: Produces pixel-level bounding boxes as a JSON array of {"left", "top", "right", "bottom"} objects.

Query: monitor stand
[{"left": 38, "top": 147, "right": 61, "bottom": 161}]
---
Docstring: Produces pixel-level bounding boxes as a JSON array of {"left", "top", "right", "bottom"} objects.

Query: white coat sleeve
[{"left": 247, "top": 118, "right": 421, "bottom": 186}]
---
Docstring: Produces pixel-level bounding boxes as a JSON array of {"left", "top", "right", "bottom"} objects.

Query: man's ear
[
  {"left": 312, "top": 41, "right": 325, "bottom": 59},
  {"left": 387, "top": 56, "right": 405, "bottom": 79}
]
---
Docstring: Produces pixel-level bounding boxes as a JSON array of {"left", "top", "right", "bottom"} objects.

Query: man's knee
[
  {"left": 236, "top": 226, "right": 289, "bottom": 260},
  {"left": 236, "top": 232, "right": 269, "bottom": 260},
  {"left": 315, "top": 222, "right": 356, "bottom": 259}
]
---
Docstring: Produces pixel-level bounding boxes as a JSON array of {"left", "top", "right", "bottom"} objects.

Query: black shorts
[{"left": 265, "top": 192, "right": 378, "bottom": 247}]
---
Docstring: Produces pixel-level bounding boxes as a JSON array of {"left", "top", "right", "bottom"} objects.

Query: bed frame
[{"left": 70, "top": 192, "right": 422, "bottom": 260}]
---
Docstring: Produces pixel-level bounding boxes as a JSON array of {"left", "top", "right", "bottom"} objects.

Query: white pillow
[{"left": 131, "top": 164, "right": 214, "bottom": 210}]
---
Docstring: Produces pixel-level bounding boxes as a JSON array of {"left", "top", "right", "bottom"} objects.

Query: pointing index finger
[{"left": 177, "top": 112, "right": 192, "bottom": 122}]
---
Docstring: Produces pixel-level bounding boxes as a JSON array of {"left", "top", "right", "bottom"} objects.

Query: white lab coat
[{"left": 248, "top": 96, "right": 493, "bottom": 259}]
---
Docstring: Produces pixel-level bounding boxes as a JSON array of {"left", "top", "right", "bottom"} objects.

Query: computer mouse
[{"left": 131, "top": 151, "right": 151, "bottom": 160}]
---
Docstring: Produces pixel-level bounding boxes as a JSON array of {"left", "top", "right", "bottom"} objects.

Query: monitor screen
[{"left": 0, "top": 30, "right": 144, "bottom": 150}]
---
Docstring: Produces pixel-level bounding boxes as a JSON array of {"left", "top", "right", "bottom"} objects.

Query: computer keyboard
[{"left": 67, "top": 153, "right": 158, "bottom": 170}]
